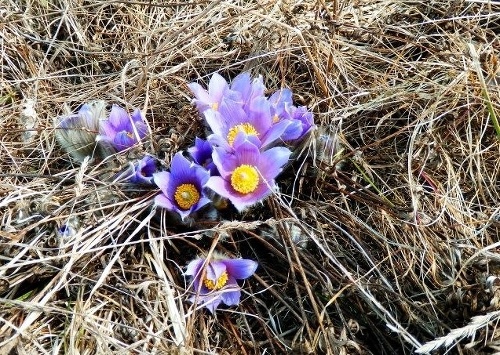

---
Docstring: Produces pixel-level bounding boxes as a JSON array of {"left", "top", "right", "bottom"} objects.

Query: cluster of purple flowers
[
  {"left": 56, "top": 72, "right": 314, "bottom": 313},
  {"left": 154, "top": 72, "right": 314, "bottom": 219},
  {"left": 159, "top": 72, "right": 313, "bottom": 312},
  {"left": 56, "top": 102, "right": 157, "bottom": 184}
]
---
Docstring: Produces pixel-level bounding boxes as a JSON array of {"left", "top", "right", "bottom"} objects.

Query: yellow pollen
[
  {"left": 203, "top": 271, "right": 229, "bottom": 290},
  {"left": 230, "top": 164, "right": 259, "bottom": 194},
  {"left": 272, "top": 114, "right": 280, "bottom": 123},
  {"left": 211, "top": 102, "right": 219, "bottom": 110},
  {"left": 174, "top": 183, "right": 200, "bottom": 210},
  {"left": 227, "top": 123, "right": 259, "bottom": 146}
]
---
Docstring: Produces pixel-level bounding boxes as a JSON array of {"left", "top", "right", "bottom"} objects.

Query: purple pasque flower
[
  {"left": 98, "top": 105, "right": 148, "bottom": 151},
  {"left": 126, "top": 155, "right": 157, "bottom": 184},
  {"left": 268, "top": 89, "right": 314, "bottom": 141},
  {"left": 230, "top": 72, "right": 266, "bottom": 112},
  {"left": 188, "top": 73, "right": 241, "bottom": 113},
  {"left": 55, "top": 101, "right": 106, "bottom": 162},
  {"left": 204, "top": 99, "right": 291, "bottom": 151},
  {"left": 269, "top": 88, "right": 293, "bottom": 121},
  {"left": 185, "top": 255, "right": 258, "bottom": 313},
  {"left": 206, "top": 134, "right": 291, "bottom": 211},
  {"left": 153, "top": 152, "right": 211, "bottom": 221},
  {"left": 290, "top": 105, "right": 315, "bottom": 140},
  {"left": 188, "top": 137, "right": 218, "bottom": 175}
]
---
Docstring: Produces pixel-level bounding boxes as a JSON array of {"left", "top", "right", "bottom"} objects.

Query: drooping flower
[
  {"left": 55, "top": 100, "right": 110, "bottom": 162},
  {"left": 188, "top": 137, "right": 218, "bottom": 175},
  {"left": 185, "top": 255, "right": 258, "bottom": 313},
  {"left": 97, "top": 105, "right": 148, "bottom": 151},
  {"left": 120, "top": 155, "right": 157, "bottom": 185},
  {"left": 206, "top": 134, "right": 291, "bottom": 211},
  {"left": 188, "top": 73, "right": 241, "bottom": 113},
  {"left": 153, "top": 152, "right": 211, "bottom": 221}
]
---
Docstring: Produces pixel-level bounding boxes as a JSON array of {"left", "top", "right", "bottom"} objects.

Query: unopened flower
[
  {"left": 153, "top": 152, "right": 211, "bottom": 221},
  {"left": 188, "top": 137, "right": 218, "bottom": 175},
  {"left": 98, "top": 105, "right": 148, "bottom": 151},
  {"left": 122, "top": 155, "right": 157, "bottom": 184},
  {"left": 206, "top": 134, "right": 291, "bottom": 211},
  {"left": 56, "top": 216, "right": 80, "bottom": 238},
  {"left": 188, "top": 73, "right": 241, "bottom": 113},
  {"left": 185, "top": 255, "right": 258, "bottom": 313},
  {"left": 55, "top": 100, "right": 109, "bottom": 162}
]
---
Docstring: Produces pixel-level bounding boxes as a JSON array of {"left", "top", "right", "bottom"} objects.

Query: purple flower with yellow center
[
  {"left": 206, "top": 134, "right": 291, "bottom": 211},
  {"left": 153, "top": 152, "right": 211, "bottom": 221},
  {"left": 204, "top": 99, "right": 291, "bottom": 151},
  {"left": 188, "top": 137, "right": 218, "bottom": 175},
  {"left": 188, "top": 73, "right": 241, "bottom": 113},
  {"left": 126, "top": 155, "right": 157, "bottom": 184},
  {"left": 185, "top": 255, "right": 258, "bottom": 313},
  {"left": 98, "top": 105, "right": 148, "bottom": 151}
]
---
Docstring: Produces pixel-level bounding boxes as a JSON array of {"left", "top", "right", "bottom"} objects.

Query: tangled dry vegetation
[{"left": 1, "top": 0, "right": 500, "bottom": 354}]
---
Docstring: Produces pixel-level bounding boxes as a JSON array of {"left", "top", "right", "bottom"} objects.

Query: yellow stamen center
[
  {"left": 203, "top": 271, "right": 229, "bottom": 290},
  {"left": 174, "top": 183, "right": 200, "bottom": 210},
  {"left": 230, "top": 164, "right": 259, "bottom": 194},
  {"left": 227, "top": 123, "right": 259, "bottom": 146},
  {"left": 211, "top": 102, "right": 219, "bottom": 111},
  {"left": 272, "top": 114, "right": 280, "bottom": 123}
]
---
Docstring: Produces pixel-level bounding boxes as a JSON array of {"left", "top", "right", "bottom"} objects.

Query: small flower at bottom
[
  {"left": 153, "top": 152, "right": 211, "bottom": 221},
  {"left": 185, "top": 255, "right": 258, "bottom": 313},
  {"left": 206, "top": 134, "right": 291, "bottom": 211}
]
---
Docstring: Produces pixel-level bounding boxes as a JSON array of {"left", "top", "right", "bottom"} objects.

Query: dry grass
[{"left": 1, "top": 0, "right": 500, "bottom": 354}]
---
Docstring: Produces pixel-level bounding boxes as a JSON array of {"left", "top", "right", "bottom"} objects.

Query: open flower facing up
[
  {"left": 98, "top": 105, "right": 148, "bottom": 151},
  {"left": 206, "top": 134, "right": 291, "bottom": 211},
  {"left": 185, "top": 255, "right": 258, "bottom": 313},
  {"left": 122, "top": 155, "right": 157, "bottom": 185},
  {"left": 153, "top": 152, "right": 211, "bottom": 221},
  {"left": 204, "top": 100, "right": 292, "bottom": 151}
]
